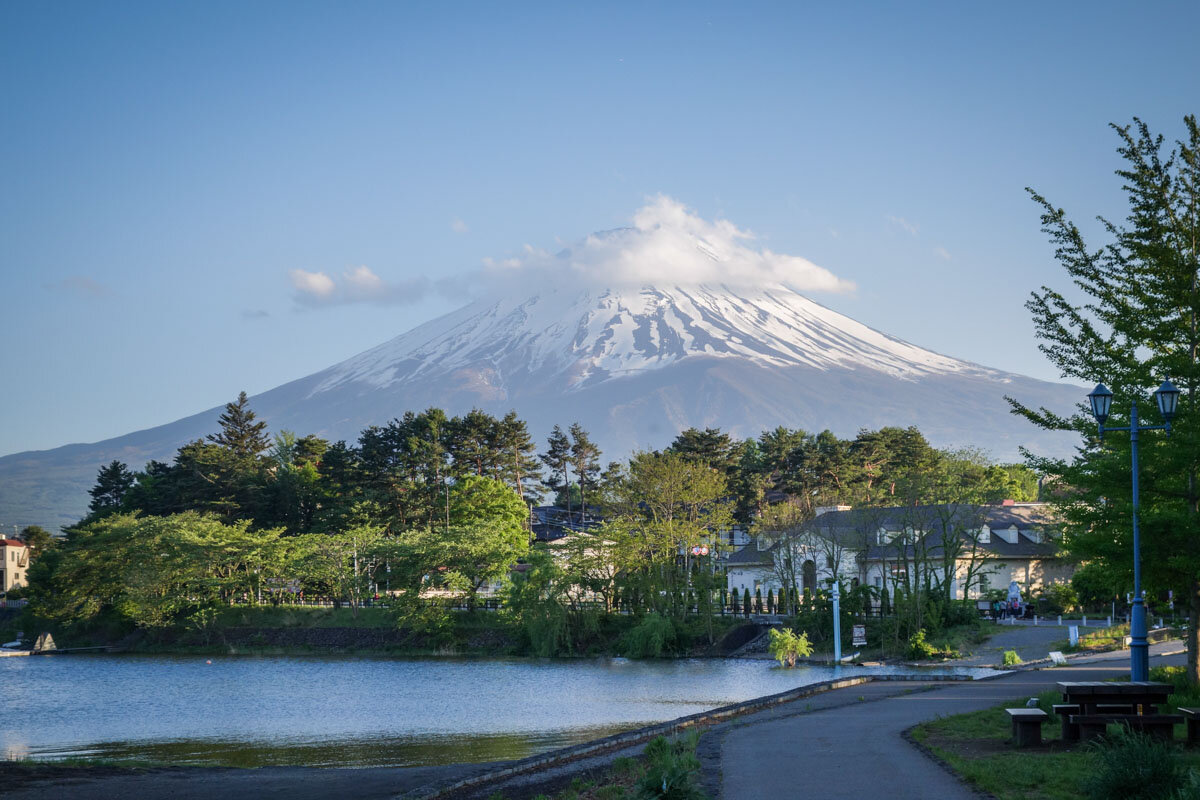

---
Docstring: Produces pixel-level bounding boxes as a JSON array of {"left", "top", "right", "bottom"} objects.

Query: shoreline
[{"left": 0, "top": 667, "right": 988, "bottom": 800}]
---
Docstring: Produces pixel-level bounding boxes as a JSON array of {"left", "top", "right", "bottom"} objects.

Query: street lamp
[{"left": 1086, "top": 379, "right": 1179, "bottom": 681}]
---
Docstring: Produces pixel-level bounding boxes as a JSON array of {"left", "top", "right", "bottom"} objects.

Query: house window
[
  {"left": 874, "top": 576, "right": 882, "bottom": 589},
  {"left": 825, "top": 555, "right": 834, "bottom": 569},
  {"left": 978, "top": 574, "right": 989, "bottom": 592},
  {"left": 979, "top": 526, "right": 991, "bottom": 544}
]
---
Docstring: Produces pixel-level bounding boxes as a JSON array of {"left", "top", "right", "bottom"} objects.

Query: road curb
[{"left": 401, "top": 672, "right": 976, "bottom": 799}]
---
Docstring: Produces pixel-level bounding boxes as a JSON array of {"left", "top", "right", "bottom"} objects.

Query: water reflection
[{"left": 0, "top": 654, "right": 997, "bottom": 767}]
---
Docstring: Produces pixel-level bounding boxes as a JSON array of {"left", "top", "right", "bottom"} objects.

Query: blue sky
[{"left": 2, "top": 0, "right": 1198, "bottom": 456}]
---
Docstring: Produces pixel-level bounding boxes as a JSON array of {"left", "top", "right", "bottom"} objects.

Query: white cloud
[
  {"left": 289, "top": 269, "right": 335, "bottom": 297},
  {"left": 290, "top": 266, "right": 432, "bottom": 307},
  {"left": 451, "top": 217, "right": 469, "bottom": 234},
  {"left": 480, "top": 195, "right": 854, "bottom": 295},
  {"left": 886, "top": 215, "right": 919, "bottom": 237},
  {"left": 934, "top": 246, "right": 952, "bottom": 261}
]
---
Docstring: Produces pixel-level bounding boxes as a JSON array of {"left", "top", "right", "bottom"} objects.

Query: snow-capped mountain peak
[{"left": 312, "top": 283, "right": 985, "bottom": 398}]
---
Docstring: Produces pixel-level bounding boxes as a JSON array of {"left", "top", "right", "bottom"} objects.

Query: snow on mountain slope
[{"left": 313, "top": 283, "right": 986, "bottom": 398}]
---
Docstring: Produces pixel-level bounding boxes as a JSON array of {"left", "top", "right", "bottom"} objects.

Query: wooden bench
[
  {"left": 1071, "top": 713, "right": 1184, "bottom": 742},
  {"left": 1052, "top": 703, "right": 1080, "bottom": 741},
  {"left": 1006, "top": 708, "right": 1049, "bottom": 747},
  {"left": 1180, "top": 707, "right": 1200, "bottom": 744}
]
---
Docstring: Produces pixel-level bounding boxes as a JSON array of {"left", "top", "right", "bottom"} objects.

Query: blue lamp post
[{"left": 1087, "top": 379, "right": 1180, "bottom": 681}]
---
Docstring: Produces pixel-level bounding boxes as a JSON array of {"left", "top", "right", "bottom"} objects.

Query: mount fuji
[{"left": 0, "top": 280, "right": 1081, "bottom": 531}]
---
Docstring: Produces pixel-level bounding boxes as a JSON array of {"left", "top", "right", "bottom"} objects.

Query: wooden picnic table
[{"left": 1057, "top": 681, "right": 1173, "bottom": 715}]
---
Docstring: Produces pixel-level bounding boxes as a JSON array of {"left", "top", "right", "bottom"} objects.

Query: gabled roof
[
  {"left": 724, "top": 542, "right": 774, "bottom": 566},
  {"left": 787, "top": 503, "right": 1060, "bottom": 560}
]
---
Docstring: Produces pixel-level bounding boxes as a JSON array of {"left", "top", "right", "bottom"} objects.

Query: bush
[
  {"left": 904, "top": 628, "right": 960, "bottom": 660},
  {"left": 1081, "top": 728, "right": 1188, "bottom": 800},
  {"left": 620, "top": 614, "right": 676, "bottom": 658},
  {"left": 768, "top": 627, "right": 814, "bottom": 667},
  {"left": 907, "top": 629, "right": 938, "bottom": 660},
  {"left": 1002, "top": 649, "right": 1023, "bottom": 666},
  {"left": 635, "top": 732, "right": 705, "bottom": 800}
]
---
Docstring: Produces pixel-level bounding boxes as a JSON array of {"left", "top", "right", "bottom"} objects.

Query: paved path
[
  {"left": 717, "top": 642, "right": 1185, "bottom": 800},
  {"left": 952, "top": 619, "right": 1076, "bottom": 666}
]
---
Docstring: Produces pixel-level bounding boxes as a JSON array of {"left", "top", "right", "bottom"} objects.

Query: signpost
[{"left": 852, "top": 624, "right": 866, "bottom": 647}]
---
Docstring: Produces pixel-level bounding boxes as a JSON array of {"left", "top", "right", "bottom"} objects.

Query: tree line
[{"left": 82, "top": 392, "right": 1037, "bottom": 538}]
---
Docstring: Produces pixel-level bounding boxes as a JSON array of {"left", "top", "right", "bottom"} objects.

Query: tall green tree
[
  {"left": 568, "top": 422, "right": 601, "bottom": 518},
  {"left": 208, "top": 391, "right": 270, "bottom": 457},
  {"left": 496, "top": 411, "right": 542, "bottom": 506},
  {"left": 541, "top": 425, "right": 573, "bottom": 514},
  {"left": 88, "top": 460, "right": 135, "bottom": 515},
  {"left": 1010, "top": 115, "right": 1200, "bottom": 681},
  {"left": 18, "top": 525, "right": 54, "bottom": 560}
]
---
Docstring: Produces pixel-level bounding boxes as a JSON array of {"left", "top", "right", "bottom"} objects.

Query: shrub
[
  {"left": 620, "top": 614, "right": 676, "bottom": 658},
  {"left": 635, "top": 732, "right": 705, "bottom": 800},
  {"left": 1002, "top": 649, "right": 1023, "bottom": 666},
  {"left": 742, "top": 589, "right": 751, "bottom": 618},
  {"left": 754, "top": 588, "right": 763, "bottom": 614},
  {"left": 907, "top": 629, "right": 938, "bottom": 660},
  {"left": 768, "top": 627, "right": 814, "bottom": 667},
  {"left": 1081, "top": 728, "right": 1186, "bottom": 800}
]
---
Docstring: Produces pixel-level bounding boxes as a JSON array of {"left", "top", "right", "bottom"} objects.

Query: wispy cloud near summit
[{"left": 482, "top": 195, "right": 854, "bottom": 295}]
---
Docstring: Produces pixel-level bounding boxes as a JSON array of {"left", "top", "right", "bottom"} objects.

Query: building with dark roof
[{"left": 725, "top": 502, "right": 1068, "bottom": 601}]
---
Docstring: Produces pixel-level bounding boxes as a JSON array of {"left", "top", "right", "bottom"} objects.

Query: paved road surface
[{"left": 718, "top": 642, "right": 1185, "bottom": 800}]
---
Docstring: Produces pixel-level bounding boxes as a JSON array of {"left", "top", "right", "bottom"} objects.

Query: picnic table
[
  {"left": 1055, "top": 681, "right": 1180, "bottom": 741},
  {"left": 1057, "top": 681, "right": 1173, "bottom": 714}
]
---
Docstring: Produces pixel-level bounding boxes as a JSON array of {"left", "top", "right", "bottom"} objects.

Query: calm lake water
[{"left": 1, "top": 655, "right": 998, "bottom": 767}]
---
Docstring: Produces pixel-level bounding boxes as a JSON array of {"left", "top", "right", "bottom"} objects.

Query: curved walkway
[{"left": 715, "top": 642, "right": 1185, "bottom": 800}]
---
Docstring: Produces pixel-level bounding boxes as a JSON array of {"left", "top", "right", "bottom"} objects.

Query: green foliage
[
  {"left": 1002, "top": 650, "right": 1023, "bottom": 666},
  {"left": 768, "top": 627, "right": 813, "bottom": 667},
  {"left": 18, "top": 525, "right": 54, "bottom": 560},
  {"left": 1038, "top": 581, "right": 1079, "bottom": 615},
  {"left": 904, "top": 628, "right": 960, "bottom": 661},
  {"left": 88, "top": 460, "right": 135, "bottom": 516},
  {"left": 1010, "top": 115, "right": 1200, "bottom": 682},
  {"left": 1070, "top": 562, "right": 1122, "bottom": 611},
  {"left": 1081, "top": 728, "right": 1188, "bottom": 800},
  {"left": 635, "top": 733, "right": 706, "bottom": 800},
  {"left": 620, "top": 614, "right": 676, "bottom": 658}
]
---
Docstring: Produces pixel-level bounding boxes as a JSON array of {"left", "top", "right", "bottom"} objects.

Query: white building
[{"left": 724, "top": 503, "right": 1067, "bottom": 602}]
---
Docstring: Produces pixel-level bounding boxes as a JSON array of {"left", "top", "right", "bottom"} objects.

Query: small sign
[
  {"left": 852, "top": 624, "right": 867, "bottom": 647},
  {"left": 1068, "top": 625, "right": 1079, "bottom": 647},
  {"left": 1049, "top": 651, "right": 1067, "bottom": 666}
]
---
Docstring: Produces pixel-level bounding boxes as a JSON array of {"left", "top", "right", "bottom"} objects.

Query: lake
[{"left": 0, "top": 655, "right": 998, "bottom": 767}]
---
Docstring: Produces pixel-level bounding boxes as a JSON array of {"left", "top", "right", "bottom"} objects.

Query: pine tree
[
  {"left": 568, "top": 422, "right": 601, "bottom": 520},
  {"left": 1010, "top": 116, "right": 1200, "bottom": 682},
  {"left": 541, "top": 425, "right": 573, "bottom": 515},
  {"left": 497, "top": 411, "right": 542, "bottom": 505},
  {"left": 207, "top": 391, "right": 270, "bottom": 458},
  {"left": 88, "top": 460, "right": 135, "bottom": 515}
]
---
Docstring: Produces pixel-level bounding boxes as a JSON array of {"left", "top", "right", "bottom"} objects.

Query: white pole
[
  {"left": 1058, "top": 615, "right": 1062, "bottom": 626},
  {"left": 1034, "top": 615, "right": 1039, "bottom": 626},
  {"left": 832, "top": 581, "right": 842, "bottom": 663}
]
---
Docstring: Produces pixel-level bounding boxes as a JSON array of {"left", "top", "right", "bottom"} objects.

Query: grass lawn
[{"left": 911, "top": 667, "right": 1200, "bottom": 800}]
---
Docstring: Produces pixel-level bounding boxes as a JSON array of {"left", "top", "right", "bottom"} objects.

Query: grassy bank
[
  {"left": 4, "top": 605, "right": 747, "bottom": 660},
  {"left": 910, "top": 667, "right": 1200, "bottom": 800}
]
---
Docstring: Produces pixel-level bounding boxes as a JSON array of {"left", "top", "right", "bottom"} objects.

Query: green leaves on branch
[{"left": 768, "top": 627, "right": 814, "bottom": 667}]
